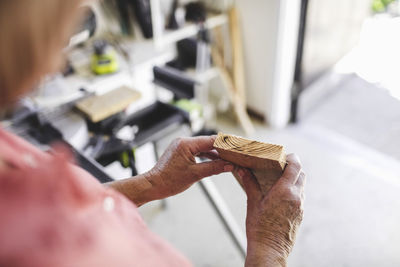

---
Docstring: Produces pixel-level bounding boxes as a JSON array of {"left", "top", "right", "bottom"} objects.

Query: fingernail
[
  {"left": 224, "top": 164, "right": 234, "bottom": 172},
  {"left": 238, "top": 169, "right": 245, "bottom": 177}
]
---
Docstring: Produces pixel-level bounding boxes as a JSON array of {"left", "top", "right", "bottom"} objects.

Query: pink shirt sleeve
[{"left": 0, "top": 128, "right": 192, "bottom": 267}]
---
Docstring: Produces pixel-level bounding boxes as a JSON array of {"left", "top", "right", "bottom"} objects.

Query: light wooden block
[
  {"left": 213, "top": 133, "right": 286, "bottom": 195},
  {"left": 76, "top": 86, "right": 141, "bottom": 123}
]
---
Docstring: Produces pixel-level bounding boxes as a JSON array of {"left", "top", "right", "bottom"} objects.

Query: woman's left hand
[{"left": 146, "top": 135, "right": 234, "bottom": 200}]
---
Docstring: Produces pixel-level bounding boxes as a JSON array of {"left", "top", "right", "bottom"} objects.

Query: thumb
[
  {"left": 239, "top": 168, "right": 262, "bottom": 203},
  {"left": 192, "top": 159, "right": 234, "bottom": 180}
]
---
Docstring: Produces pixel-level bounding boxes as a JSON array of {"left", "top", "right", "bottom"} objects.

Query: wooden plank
[
  {"left": 75, "top": 86, "right": 141, "bottom": 123},
  {"left": 214, "top": 133, "right": 286, "bottom": 195}
]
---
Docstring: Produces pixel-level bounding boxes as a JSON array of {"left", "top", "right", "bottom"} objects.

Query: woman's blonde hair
[{"left": 0, "top": 0, "right": 83, "bottom": 107}]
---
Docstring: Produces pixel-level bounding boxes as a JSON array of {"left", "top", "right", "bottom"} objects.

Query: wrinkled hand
[
  {"left": 147, "top": 136, "right": 234, "bottom": 200},
  {"left": 237, "top": 154, "right": 305, "bottom": 267}
]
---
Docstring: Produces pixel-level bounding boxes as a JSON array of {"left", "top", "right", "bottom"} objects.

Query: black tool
[
  {"left": 185, "top": 2, "right": 207, "bottom": 23},
  {"left": 132, "top": 0, "right": 153, "bottom": 38},
  {"left": 167, "top": 0, "right": 179, "bottom": 30},
  {"left": 153, "top": 66, "right": 197, "bottom": 99}
]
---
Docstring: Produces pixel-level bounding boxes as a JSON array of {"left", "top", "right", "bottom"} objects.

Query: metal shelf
[{"left": 150, "top": 0, "right": 228, "bottom": 49}]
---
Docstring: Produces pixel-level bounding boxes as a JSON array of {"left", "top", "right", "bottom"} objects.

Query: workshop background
[{"left": 3, "top": 0, "right": 400, "bottom": 266}]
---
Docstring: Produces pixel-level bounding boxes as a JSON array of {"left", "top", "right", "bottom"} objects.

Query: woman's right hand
[{"left": 237, "top": 154, "right": 305, "bottom": 267}]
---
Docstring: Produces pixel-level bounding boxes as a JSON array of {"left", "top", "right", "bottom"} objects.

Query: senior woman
[{"left": 0, "top": 1, "right": 305, "bottom": 266}]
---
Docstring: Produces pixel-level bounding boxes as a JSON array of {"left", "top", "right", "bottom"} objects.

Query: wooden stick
[
  {"left": 214, "top": 133, "right": 286, "bottom": 195},
  {"left": 211, "top": 47, "right": 255, "bottom": 135},
  {"left": 213, "top": 26, "right": 225, "bottom": 64},
  {"left": 229, "top": 7, "right": 246, "bottom": 102}
]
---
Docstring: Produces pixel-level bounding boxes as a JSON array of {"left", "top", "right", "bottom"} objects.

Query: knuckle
[
  {"left": 281, "top": 184, "right": 296, "bottom": 196},
  {"left": 297, "top": 171, "right": 306, "bottom": 186},
  {"left": 287, "top": 154, "right": 302, "bottom": 169},
  {"left": 282, "top": 186, "right": 303, "bottom": 208},
  {"left": 173, "top": 137, "right": 186, "bottom": 149},
  {"left": 291, "top": 195, "right": 302, "bottom": 209},
  {"left": 291, "top": 161, "right": 302, "bottom": 172},
  {"left": 291, "top": 192, "right": 304, "bottom": 212},
  {"left": 207, "top": 163, "right": 218, "bottom": 175},
  {"left": 213, "top": 161, "right": 225, "bottom": 174}
]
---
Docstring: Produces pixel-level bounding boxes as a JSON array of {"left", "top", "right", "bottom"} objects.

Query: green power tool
[{"left": 91, "top": 40, "right": 119, "bottom": 75}]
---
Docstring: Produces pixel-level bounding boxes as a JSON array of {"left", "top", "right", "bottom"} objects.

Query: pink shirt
[{"left": 0, "top": 127, "right": 192, "bottom": 267}]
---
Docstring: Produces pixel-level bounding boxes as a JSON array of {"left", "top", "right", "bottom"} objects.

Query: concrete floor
[{"left": 138, "top": 72, "right": 400, "bottom": 266}]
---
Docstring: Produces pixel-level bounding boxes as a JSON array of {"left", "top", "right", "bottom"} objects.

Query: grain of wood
[
  {"left": 76, "top": 86, "right": 141, "bottom": 123},
  {"left": 214, "top": 133, "right": 286, "bottom": 195}
]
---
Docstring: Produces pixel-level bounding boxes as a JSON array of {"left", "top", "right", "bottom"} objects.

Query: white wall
[{"left": 236, "top": 0, "right": 301, "bottom": 128}]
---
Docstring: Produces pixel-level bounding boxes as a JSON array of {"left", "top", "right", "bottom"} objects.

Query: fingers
[
  {"left": 196, "top": 150, "right": 220, "bottom": 160},
  {"left": 280, "top": 154, "right": 302, "bottom": 185},
  {"left": 192, "top": 159, "right": 233, "bottom": 180},
  {"left": 296, "top": 170, "right": 306, "bottom": 199},
  {"left": 295, "top": 171, "right": 306, "bottom": 188},
  {"left": 237, "top": 168, "right": 262, "bottom": 203},
  {"left": 184, "top": 135, "right": 217, "bottom": 154},
  {"left": 296, "top": 170, "right": 306, "bottom": 201},
  {"left": 232, "top": 166, "right": 245, "bottom": 188}
]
